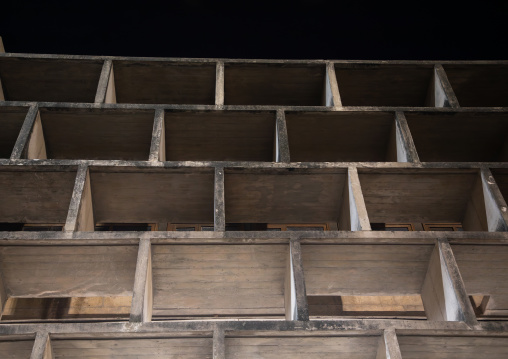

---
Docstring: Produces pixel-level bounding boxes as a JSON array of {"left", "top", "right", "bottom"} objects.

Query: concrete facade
[{"left": 1, "top": 38, "right": 508, "bottom": 357}]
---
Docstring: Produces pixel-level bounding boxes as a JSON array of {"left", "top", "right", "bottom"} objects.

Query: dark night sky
[{"left": 0, "top": 1, "right": 507, "bottom": 60}]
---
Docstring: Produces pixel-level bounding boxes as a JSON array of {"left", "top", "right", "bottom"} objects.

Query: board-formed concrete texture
[{"left": 0, "top": 42, "right": 508, "bottom": 357}]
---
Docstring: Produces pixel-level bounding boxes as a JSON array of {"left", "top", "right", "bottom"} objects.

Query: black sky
[{"left": 1, "top": 1, "right": 507, "bottom": 60}]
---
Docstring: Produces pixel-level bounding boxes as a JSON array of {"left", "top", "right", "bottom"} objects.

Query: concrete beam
[
  {"left": 0, "top": 318, "right": 474, "bottom": 336},
  {"left": 214, "top": 167, "right": 225, "bottom": 232},
  {"left": 0, "top": 99, "right": 506, "bottom": 113},
  {"left": 130, "top": 238, "right": 153, "bottom": 323},
  {"left": 215, "top": 61, "right": 224, "bottom": 108},
  {"left": 435, "top": 64, "right": 460, "bottom": 108},
  {"left": 30, "top": 332, "right": 53, "bottom": 359},
  {"left": 95, "top": 60, "right": 116, "bottom": 104},
  {"left": 394, "top": 111, "right": 420, "bottom": 163},
  {"left": 325, "top": 62, "right": 342, "bottom": 107},
  {"left": 64, "top": 165, "right": 94, "bottom": 232},
  {"left": 275, "top": 109, "right": 290, "bottom": 163},
  {"left": 4, "top": 229, "right": 508, "bottom": 244},
  {"left": 149, "top": 109, "right": 166, "bottom": 162},
  {"left": 348, "top": 167, "right": 371, "bottom": 230},
  {"left": 480, "top": 168, "right": 508, "bottom": 231}
]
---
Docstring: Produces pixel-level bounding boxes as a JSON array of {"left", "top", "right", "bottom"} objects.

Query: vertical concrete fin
[
  {"left": 383, "top": 329, "right": 403, "bottom": 359},
  {"left": 438, "top": 239, "right": 478, "bottom": 326},
  {"left": 10, "top": 104, "right": 39, "bottom": 159},
  {"left": 213, "top": 325, "right": 225, "bottom": 359},
  {"left": 214, "top": 167, "right": 226, "bottom": 231},
  {"left": 215, "top": 61, "right": 225, "bottom": 107},
  {"left": 480, "top": 168, "right": 508, "bottom": 231},
  {"left": 394, "top": 111, "right": 420, "bottom": 163},
  {"left": 64, "top": 165, "right": 94, "bottom": 232},
  {"left": 95, "top": 60, "right": 114, "bottom": 104},
  {"left": 292, "top": 240, "right": 309, "bottom": 320},
  {"left": 435, "top": 64, "right": 460, "bottom": 108},
  {"left": 105, "top": 61, "right": 116, "bottom": 104},
  {"left": 149, "top": 109, "right": 166, "bottom": 161},
  {"left": 348, "top": 167, "right": 371, "bottom": 230},
  {"left": 325, "top": 62, "right": 342, "bottom": 107},
  {"left": 284, "top": 240, "right": 297, "bottom": 320},
  {"left": 130, "top": 238, "right": 153, "bottom": 323},
  {"left": 421, "top": 243, "right": 447, "bottom": 321},
  {"left": 26, "top": 110, "right": 47, "bottom": 159},
  {"left": 276, "top": 109, "right": 290, "bottom": 163},
  {"left": 30, "top": 332, "right": 53, "bottom": 359}
]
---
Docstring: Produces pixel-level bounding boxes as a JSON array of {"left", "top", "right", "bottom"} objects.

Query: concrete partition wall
[
  {"left": 224, "top": 168, "right": 365, "bottom": 230},
  {"left": 0, "top": 57, "right": 104, "bottom": 103},
  {"left": 357, "top": 169, "right": 504, "bottom": 232},
  {"left": 151, "top": 242, "right": 288, "bottom": 319}
]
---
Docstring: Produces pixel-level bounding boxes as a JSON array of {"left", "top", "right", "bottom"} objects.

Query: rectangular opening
[
  {"left": 224, "top": 168, "right": 348, "bottom": 230},
  {"left": 334, "top": 64, "right": 435, "bottom": 106},
  {"left": 167, "top": 223, "right": 214, "bottom": 231},
  {"left": 308, "top": 295, "right": 425, "bottom": 318},
  {"left": 267, "top": 223, "right": 329, "bottom": 231},
  {"left": 33, "top": 108, "right": 155, "bottom": 160},
  {"left": 405, "top": 112, "right": 508, "bottom": 162},
  {"left": 302, "top": 244, "right": 434, "bottom": 319},
  {"left": 398, "top": 334, "right": 508, "bottom": 358},
  {"left": 152, "top": 244, "right": 287, "bottom": 319},
  {"left": 0, "top": 168, "right": 76, "bottom": 229},
  {"left": 0, "top": 223, "right": 64, "bottom": 231},
  {"left": 52, "top": 335, "right": 213, "bottom": 358},
  {"left": 0, "top": 57, "right": 103, "bottom": 102},
  {"left": 90, "top": 167, "right": 214, "bottom": 229},
  {"left": 359, "top": 169, "right": 489, "bottom": 231},
  {"left": 452, "top": 244, "right": 508, "bottom": 319},
  {"left": 225, "top": 334, "right": 382, "bottom": 358},
  {"left": 0, "top": 106, "right": 28, "bottom": 159},
  {"left": 113, "top": 60, "right": 216, "bottom": 105},
  {"left": 0, "top": 245, "right": 137, "bottom": 322},
  {"left": 2, "top": 296, "right": 131, "bottom": 321},
  {"left": 285, "top": 111, "right": 397, "bottom": 161},
  {"left": 95, "top": 223, "right": 157, "bottom": 231},
  {"left": 165, "top": 110, "right": 276, "bottom": 161},
  {"left": 443, "top": 64, "right": 508, "bottom": 107},
  {"left": 372, "top": 223, "right": 463, "bottom": 231},
  {"left": 224, "top": 63, "right": 326, "bottom": 106}
]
